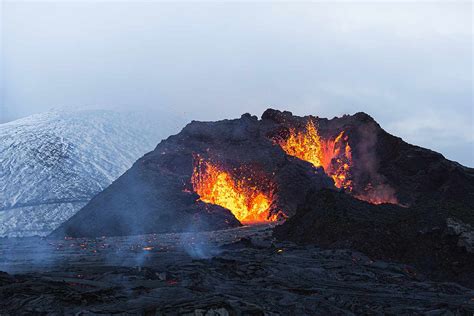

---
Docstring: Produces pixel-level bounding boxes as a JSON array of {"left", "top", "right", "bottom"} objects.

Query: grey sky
[{"left": 0, "top": 1, "right": 472, "bottom": 166}]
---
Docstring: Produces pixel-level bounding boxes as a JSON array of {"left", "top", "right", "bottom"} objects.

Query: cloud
[{"left": 1, "top": 1, "right": 472, "bottom": 165}]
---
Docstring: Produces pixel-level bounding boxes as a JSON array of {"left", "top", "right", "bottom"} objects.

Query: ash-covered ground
[{"left": 1, "top": 224, "right": 473, "bottom": 315}]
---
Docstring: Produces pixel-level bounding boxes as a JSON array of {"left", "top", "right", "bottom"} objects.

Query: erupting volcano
[
  {"left": 275, "top": 120, "right": 353, "bottom": 191},
  {"left": 191, "top": 156, "right": 276, "bottom": 223},
  {"left": 52, "top": 109, "right": 474, "bottom": 239}
]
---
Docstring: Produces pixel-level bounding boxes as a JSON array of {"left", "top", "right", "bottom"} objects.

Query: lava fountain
[
  {"left": 276, "top": 120, "right": 353, "bottom": 190},
  {"left": 191, "top": 156, "right": 277, "bottom": 223}
]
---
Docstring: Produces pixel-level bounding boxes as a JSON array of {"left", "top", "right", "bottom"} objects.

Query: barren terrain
[{"left": 1, "top": 224, "right": 473, "bottom": 315}]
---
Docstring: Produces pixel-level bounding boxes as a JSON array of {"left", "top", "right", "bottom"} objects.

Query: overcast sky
[{"left": 0, "top": 1, "right": 472, "bottom": 166}]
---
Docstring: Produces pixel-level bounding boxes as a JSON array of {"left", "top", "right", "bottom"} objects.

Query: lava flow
[
  {"left": 276, "top": 120, "right": 353, "bottom": 190},
  {"left": 191, "top": 157, "right": 276, "bottom": 223}
]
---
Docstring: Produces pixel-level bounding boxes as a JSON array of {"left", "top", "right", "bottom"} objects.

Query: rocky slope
[{"left": 0, "top": 109, "right": 183, "bottom": 237}]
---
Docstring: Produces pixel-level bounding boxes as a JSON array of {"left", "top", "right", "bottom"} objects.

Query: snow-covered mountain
[{"left": 0, "top": 109, "right": 184, "bottom": 237}]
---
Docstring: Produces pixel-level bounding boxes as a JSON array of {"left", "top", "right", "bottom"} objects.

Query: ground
[{"left": 0, "top": 224, "right": 473, "bottom": 315}]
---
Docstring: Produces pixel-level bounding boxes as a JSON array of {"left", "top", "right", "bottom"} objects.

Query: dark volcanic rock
[
  {"left": 53, "top": 109, "right": 474, "bottom": 238},
  {"left": 2, "top": 226, "right": 474, "bottom": 314},
  {"left": 274, "top": 189, "right": 474, "bottom": 287}
]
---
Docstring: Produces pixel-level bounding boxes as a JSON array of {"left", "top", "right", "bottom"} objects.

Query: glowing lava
[
  {"left": 191, "top": 157, "right": 276, "bottom": 223},
  {"left": 277, "top": 120, "right": 353, "bottom": 190}
]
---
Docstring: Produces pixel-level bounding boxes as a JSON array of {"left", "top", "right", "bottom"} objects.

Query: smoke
[
  {"left": 102, "top": 235, "right": 151, "bottom": 268},
  {"left": 352, "top": 122, "right": 398, "bottom": 205}
]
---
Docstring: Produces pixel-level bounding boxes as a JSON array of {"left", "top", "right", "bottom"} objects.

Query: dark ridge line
[{"left": 0, "top": 199, "right": 90, "bottom": 212}]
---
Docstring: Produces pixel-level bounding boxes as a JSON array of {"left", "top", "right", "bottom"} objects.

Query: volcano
[{"left": 52, "top": 109, "right": 474, "bottom": 238}]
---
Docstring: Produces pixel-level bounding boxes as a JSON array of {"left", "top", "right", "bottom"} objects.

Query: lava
[
  {"left": 276, "top": 120, "right": 353, "bottom": 190},
  {"left": 191, "top": 157, "right": 276, "bottom": 223}
]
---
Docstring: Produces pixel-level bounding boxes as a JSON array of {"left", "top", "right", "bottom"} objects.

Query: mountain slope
[{"left": 0, "top": 109, "right": 184, "bottom": 237}]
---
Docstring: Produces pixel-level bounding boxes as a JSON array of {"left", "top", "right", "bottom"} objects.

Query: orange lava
[
  {"left": 191, "top": 157, "right": 276, "bottom": 223},
  {"left": 277, "top": 120, "right": 353, "bottom": 190}
]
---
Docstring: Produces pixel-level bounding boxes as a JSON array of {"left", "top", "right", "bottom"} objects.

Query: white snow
[{"left": 0, "top": 109, "right": 184, "bottom": 237}]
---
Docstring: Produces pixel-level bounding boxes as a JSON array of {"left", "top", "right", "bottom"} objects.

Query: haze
[{"left": 0, "top": 1, "right": 472, "bottom": 166}]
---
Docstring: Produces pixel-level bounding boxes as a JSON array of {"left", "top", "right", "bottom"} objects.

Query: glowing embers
[
  {"left": 276, "top": 120, "right": 353, "bottom": 191},
  {"left": 191, "top": 157, "right": 276, "bottom": 223},
  {"left": 354, "top": 183, "right": 399, "bottom": 205}
]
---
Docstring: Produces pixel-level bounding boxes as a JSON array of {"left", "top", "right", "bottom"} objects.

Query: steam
[
  {"left": 179, "top": 225, "right": 221, "bottom": 259},
  {"left": 0, "top": 237, "right": 58, "bottom": 273}
]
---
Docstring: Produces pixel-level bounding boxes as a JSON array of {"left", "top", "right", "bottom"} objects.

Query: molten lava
[
  {"left": 191, "top": 157, "right": 276, "bottom": 223},
  {"left": 276, "top": 121, "right": 353, "bottom": 190}
]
